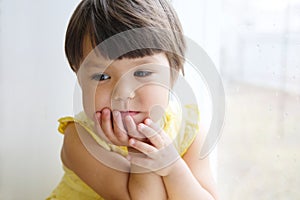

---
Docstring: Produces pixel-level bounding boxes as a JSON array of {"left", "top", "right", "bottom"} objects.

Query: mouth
[
  {"left": 95, "top": 109, "right": 145, "bottom": 124},
  {"left": 119, "top": 111, "right": 140, "bottom": 119}
]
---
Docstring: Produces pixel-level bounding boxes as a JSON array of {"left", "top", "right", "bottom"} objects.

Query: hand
[
  {"left": 94, "top": 108, "right": 148, "bottom": 146},
  {"left": 126, "top": 117, "right": 180, "bottom": 176},
  {"left": 94, "top": 108, "right": 129, "bottom": 146}
]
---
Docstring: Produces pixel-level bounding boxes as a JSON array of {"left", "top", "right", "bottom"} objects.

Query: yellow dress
[{"left": 47, "top": 105, "right": 200, "bottom": 200}]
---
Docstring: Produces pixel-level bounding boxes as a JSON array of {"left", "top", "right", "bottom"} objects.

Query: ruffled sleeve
[
  {"left": 58, "top": 117, "right": 75, "bottom": 134},
  {"left": 180, "top": 104, "right": 200, "bottom": 155},
  {"left": 169, "top": 104, "right": 200, "bottom": 156},
  {"left": 57, "top": 113, "right": 128, "bottom": 156}
]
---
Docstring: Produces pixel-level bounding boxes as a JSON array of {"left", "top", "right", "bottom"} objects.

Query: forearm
[
  {"left": 128, "top": 165, "right": 167, "bottom": 200},
  {"left": 163, "top": 159, "right": 215, "bottom": 200}
]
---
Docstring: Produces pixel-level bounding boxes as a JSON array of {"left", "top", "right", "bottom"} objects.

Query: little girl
[{"left": 47, "top": 0, "right": 219, "bottom": 199}]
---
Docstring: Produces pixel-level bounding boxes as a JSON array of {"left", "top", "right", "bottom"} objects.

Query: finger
[
  {"left": 145, "top": 118, "right": 172, "bottom": 143},
  {"left": 112, "top": 110, "right": 129, "bottom": 145},
  {"left": 144, "top": 118, "right": 163, "bottom": 133},
  {"left": 137, "top": 123, "right": 164, "bottom": 149},
  {"left": 94, "top": 112, "right": 111, "bottom": 142},
  {"left": 129, "top": 138, "right": 158, "bottom": 158},
  {"left": 101, "top": 108, "right": 119, "bottom": 144},
  {"left": 125, "top": 115, "right": 145, "bottom": 140}
]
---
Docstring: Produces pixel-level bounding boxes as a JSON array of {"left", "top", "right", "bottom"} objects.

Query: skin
[
  {"left": 78, "top": 50, "right": 171, "bottom": 146},
  {"left": 61, "top": 36, "right": 219, "bottom": 199}
]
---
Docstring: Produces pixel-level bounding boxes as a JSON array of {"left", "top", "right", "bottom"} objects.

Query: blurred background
[{"left": 1, "top": 0, "right": 299, "bottom": 199}]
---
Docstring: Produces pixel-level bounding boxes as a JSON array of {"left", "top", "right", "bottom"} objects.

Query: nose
[{"left": 111, "top": 79, "right": 136, "bottom": 101}]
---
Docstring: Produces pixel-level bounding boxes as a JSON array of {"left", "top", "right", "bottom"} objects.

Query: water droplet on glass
[
  {"left": 277, "top": 134, "right": 281, "bottom": 139},
  {"left": 276, "top": 154, "right": 280, "bottom": 159},
  {"left": 268, "top": 105, "right": 272, "bottom": 112}
]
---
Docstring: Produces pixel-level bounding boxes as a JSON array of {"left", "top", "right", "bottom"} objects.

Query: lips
[{"left": 119, "top": 111, "right": 140, "bottom": 119}]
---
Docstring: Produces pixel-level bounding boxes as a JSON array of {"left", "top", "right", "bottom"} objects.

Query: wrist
[
  {"left": 130, "top": 163, "right": 149, "bottom": 174},
  {"left": 163, "top": 158, "right": 188, "bottom": 178}
]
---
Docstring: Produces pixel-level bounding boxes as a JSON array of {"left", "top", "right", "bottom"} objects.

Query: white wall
[{"left": 0, "top": 1, "right": 79, "bottom": 199}]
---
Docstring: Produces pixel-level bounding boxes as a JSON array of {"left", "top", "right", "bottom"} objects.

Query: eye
[
  {"left": 91, "top": 73, "right": 111, "bottom": 81},
  {"left": 134, "top": 71, "right": 153, "bottom": 77}
]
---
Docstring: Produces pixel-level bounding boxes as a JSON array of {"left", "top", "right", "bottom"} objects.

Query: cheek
[
  {"left": 137, "top": 85, "right": 169, "bottom": 123},
  {"left": 82, "top": 85, "right": 111, "bottom": 118},
  {"left": 82, "top": 89, "right": 95, "bottom": 119},
  {"left": 94, "top": 86, "right": 112, "bottom": 110},
  {"left": 138, "top": 85, "right": 169, "bottom": 107}
]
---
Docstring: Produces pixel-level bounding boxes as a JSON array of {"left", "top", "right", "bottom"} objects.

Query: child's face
[{"left": 77, "top": 40, "right": 171, "bottom": 125}]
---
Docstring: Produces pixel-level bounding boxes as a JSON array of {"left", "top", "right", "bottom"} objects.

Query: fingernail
[
  {"left": 102, "top": 109, "right": 111, "bottom": 118},
  {"left": 145, "top": 118, "right": 151, "bottom": 125},
  {"left": 102, "top": 108, "right": 108, "bottom": 114},
  {"left": 138, "top": 123, "right": 145, "bottom": 129},
  {"left": 126, "top": 155, "right": 131, "bottom": 161},
  {"left": 125, "top": 115, "right": 132, "bottom": 123},
  {"left": 129, "top": 139, "right": 135, "bottom": 146},
  {"left": 113, "top": 110, "right": 119, "bottom": 118},
  {"left": 95, "top": 112, "right": 101, "bottom": 121}
]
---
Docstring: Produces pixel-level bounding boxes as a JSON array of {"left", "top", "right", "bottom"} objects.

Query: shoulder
[
  {"left": 61, "top": 122, "right": 131, "bottom": 200},
  {"left": 61, "top": 122, "right": 83, "bottom": 168}
]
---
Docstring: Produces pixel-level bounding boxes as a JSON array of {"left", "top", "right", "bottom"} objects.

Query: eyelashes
[
  {"left": 133, "top": 71, "right": 153, "bottom": 77},
  {"left": 91, "top": 73, "right": 111, "bottom": 81},
  {"left": 91, "top": 70, "right": 153, "bottom": 81}
]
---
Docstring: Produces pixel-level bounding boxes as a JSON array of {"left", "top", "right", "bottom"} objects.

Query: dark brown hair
[{"left": 65, "top": 0, "right": 186, "bottom": 80}]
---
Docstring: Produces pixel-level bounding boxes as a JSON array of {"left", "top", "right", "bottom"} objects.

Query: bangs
[
  {"left": 65, "top": 0, "right": 186, "bottom": 76},
  {"left": 88, "top": 25, "right": 175, "bottom": 61}
]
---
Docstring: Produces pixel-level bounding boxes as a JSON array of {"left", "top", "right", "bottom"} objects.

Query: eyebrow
[
  {"left": 131, "top": 60, "right": 156, "bottom": 66},
  {"left": 130, "top": 56, "right": 165, "bottom": 66}
]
